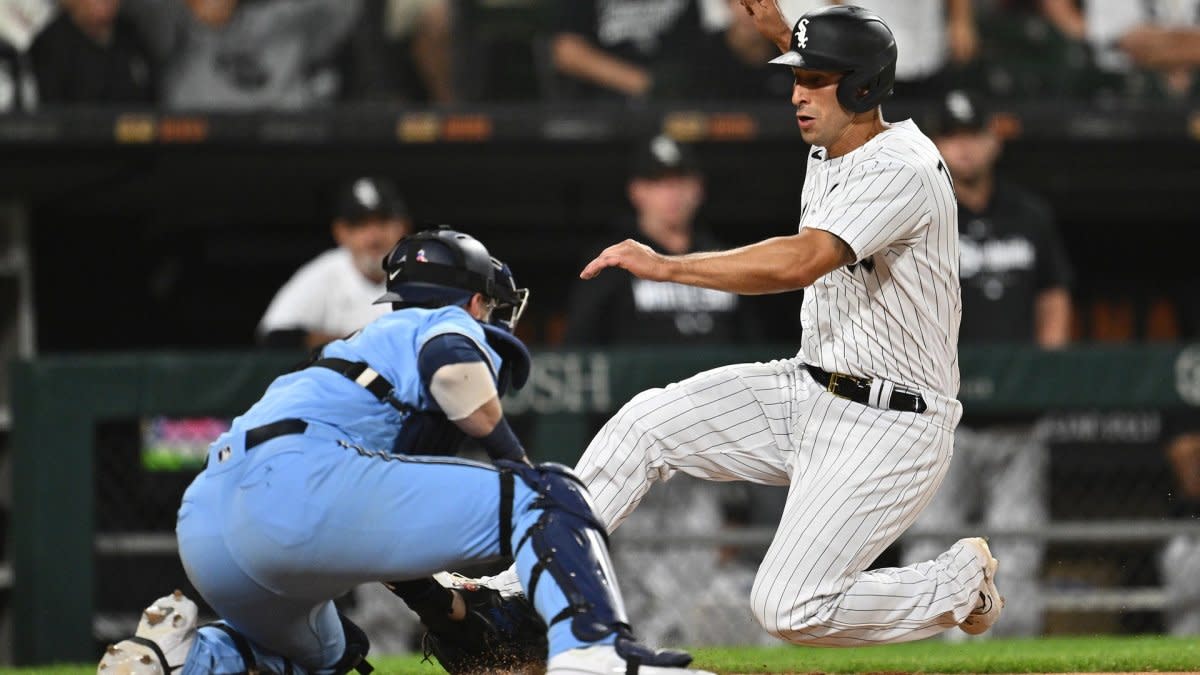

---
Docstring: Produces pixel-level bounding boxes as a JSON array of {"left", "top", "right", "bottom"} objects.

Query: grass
[{"left": 15, "top": 636, "right": 1200, "bottom": 674}]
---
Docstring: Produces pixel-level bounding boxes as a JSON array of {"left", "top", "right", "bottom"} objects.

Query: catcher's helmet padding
[{"left": 769, "top": 5, "right": 898, "bottom": 113}]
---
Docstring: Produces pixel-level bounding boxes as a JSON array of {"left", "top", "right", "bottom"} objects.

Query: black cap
[
  {"left": 335, "top": 176, "right": 409, "bottom": 223},
  {"left": 630, "top": 134, "right": 701, "bottom": 180},
  {"left": 930, "top": 89, "right": 988, "bottom": 137}
]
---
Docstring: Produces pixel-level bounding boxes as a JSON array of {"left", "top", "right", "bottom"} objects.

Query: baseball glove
[{"left": 420, "top": 578, "right": 547, "bottom": 674}]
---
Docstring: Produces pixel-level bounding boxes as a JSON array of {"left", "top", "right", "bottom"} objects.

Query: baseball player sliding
[{"left": 477, "top": 2, "right": 1002, "bottom": 647}]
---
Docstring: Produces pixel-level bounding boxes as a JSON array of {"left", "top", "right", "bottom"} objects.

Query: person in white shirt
[{"left": 258, "top": 175, "right": 412, "bottom": 350}]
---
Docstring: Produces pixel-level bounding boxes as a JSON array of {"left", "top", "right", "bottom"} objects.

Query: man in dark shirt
[
  {"left": 29, "top": 0, "right": 156, "bottom": 105},
  {"left": 564, "top": 134, "right": 758, "bottom": 345},
  {"left": 549, "top": 0, "right": 708, "bottom": 100},
  {"left": 901, "top": 89, "right": 1074, "bottom": 639}
]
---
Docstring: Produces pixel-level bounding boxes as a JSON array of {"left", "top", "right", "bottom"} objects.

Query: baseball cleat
[
  {"left": 97, "top": 589, "right": 199, "bottom": 675},
  {"left": 547, "top": 639, "right": 715, "bottom": 675},
  {"left": 958, "top": 537, "right": 1004, "bottom": 635},
  {"left": 436, "top": 567, "right": 524, "bottom": 598}
]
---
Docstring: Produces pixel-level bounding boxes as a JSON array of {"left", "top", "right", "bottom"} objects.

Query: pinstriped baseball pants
[{"left": 574, "top": 357, "right": 988, "bottom": 645}]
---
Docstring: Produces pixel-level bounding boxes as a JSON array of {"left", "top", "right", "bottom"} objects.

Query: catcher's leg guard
[{"left": 498, "top": 461, "right": 630, "bottom": 652}]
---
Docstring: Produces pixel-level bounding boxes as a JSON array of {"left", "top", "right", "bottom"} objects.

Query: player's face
[
  {"left": 334, "top": 216, "right": 412, "bottom": 282},
  {"left": 790, "top": 68, "right": 853, "bottom": 147}
]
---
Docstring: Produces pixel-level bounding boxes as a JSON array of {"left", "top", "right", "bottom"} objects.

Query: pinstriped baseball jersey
[{"left": 799, "top": 120, "right": 961, "bottom": 397}]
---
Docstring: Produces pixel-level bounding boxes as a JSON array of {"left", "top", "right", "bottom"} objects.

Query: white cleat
[
  {"left": 959, "top": 538, "right": 1004, "bottom": 635},
  {"left": 547, "top": 644, "right": 715, "bottom": 675},
  {"left": 97, "top": 589, "right": 199, "bottom": 675}
]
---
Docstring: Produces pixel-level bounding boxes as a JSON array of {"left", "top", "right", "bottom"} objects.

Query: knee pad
[{"left": 497, "top": 460, "right": 630, "bottom": 643}]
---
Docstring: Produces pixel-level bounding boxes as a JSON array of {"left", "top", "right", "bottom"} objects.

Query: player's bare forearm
[
  {"left": 738, "top": 0, "right": 792, "bottom": 53},
  {"left": 580, "top": 230, "right": 852, "bottom": 295}
]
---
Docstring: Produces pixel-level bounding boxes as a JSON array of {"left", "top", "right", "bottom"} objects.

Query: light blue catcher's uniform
[{"left": 176, "top": 306, "right": 616, "bottom": 673}]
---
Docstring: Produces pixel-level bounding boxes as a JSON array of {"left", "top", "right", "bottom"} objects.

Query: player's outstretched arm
[{"left": 580, "top": 229, "right": 854, "bottom": 295}]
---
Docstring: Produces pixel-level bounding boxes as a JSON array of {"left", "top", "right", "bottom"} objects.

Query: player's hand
[
  {"left": 738, "top": 0, "right": 792, "bottom": 53},
  {"left": 580, "top": 239, "right": 671, "bottom": 281}
]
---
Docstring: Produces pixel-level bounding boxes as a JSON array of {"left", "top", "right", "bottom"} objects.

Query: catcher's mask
[{"left": 376, "top": 226, "right": 529, "bottom": 333}]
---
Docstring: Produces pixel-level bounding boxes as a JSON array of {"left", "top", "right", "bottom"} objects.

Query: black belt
[
  {"left": 245, "top": 418, "right": 308, "bottom": 450},
  {"left": 805, "top": 364, "right": 927, "bottom": 414}
]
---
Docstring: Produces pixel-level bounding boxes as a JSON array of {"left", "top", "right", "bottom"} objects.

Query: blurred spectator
[
  {"left": 0, "top": 0, "right": 54, "bottom": 112},
  {"left": 901, "top": 90, "right": 1074, "bottom": 639},
  {"left": 257, "top": 176, "right": 412, "bottom": 350},
  {"left": 386, "top": 0, "right": 453, "bottom": 102},
  {"left": 561, "top": 134, "right": 771, "bottom": 647},
  {"left": 689, "top": 0, "right": 793, "bottom": 99},
  {"left": 549, "top": 0, "right": 710, "bottom": 100},
  {"left": 336, "top": 0, "right": 454, "bottom": 103},
  {"left": 1041, "top": 0, "right": 1200, "bottom": 100},
  {"left": 564, "top": 134, "right": 758, "bottom": 345},
  {"left": 123, "top": 0, "right": 362, "bottom": 110},
  {"left": 832, "top": 0, "right": 980, "bottom": 100},
  {"left": 29, "top": 0, "right": 155, "bottom": 105},
  {"left": 1161, "top": 425, "right": 1200, "bottom": 635}
]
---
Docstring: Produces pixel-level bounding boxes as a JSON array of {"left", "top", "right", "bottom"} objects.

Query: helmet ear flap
[{"left": 837, "top": 58, "right": 895, "bottom": 113}]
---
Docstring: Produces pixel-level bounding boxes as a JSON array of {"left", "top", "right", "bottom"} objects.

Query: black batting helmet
[
  {"left": 768, "top": 5, "right": 897, "bottom": 114},
  {"left": 376, "top": 227, "right": 529, "bottom": 332}
]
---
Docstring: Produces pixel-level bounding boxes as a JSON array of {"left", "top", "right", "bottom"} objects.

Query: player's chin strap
[{"left": 126, "top": 636, "right": 184, "bottom": 673}]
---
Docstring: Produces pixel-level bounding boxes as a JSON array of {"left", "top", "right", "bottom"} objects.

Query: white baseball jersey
[
  {"left": 258, "top": 248, "right": 389, "bottom": 339},
  {"left": 799, "top": 119, "right": 961, "bottom": 397},
  {"left": 564, "top": 118, "right": 984, "bottom": 648}
]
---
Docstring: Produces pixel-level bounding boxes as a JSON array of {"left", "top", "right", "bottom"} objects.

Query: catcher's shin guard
[{"left": 497, "top": 460, "right": 630, "bottom": 643}]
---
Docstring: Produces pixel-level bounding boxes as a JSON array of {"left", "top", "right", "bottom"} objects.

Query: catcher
[{"left": 99, "top": 228, "right": 712, "bottom": 675}]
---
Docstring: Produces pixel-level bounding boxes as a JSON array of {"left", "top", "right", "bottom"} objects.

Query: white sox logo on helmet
[{"left": 795, "top": 18, "right": 810, "bottom": 49}]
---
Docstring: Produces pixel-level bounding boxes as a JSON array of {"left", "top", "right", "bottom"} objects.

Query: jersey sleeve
[
  {"left": 808, "top": 159, "right": 930, "bottom": 262},
  {"left": 257, "top": 262, "right": 329, "bottom": 336},
  {"left": 416, "top": 311, "right": 499, "bottom": 379},
  {"left": 1029, "top": 198, "right": 1074, "bottom": 293},
  {"left": 416, "top": 333, "right": 492, "bottom": 412}
]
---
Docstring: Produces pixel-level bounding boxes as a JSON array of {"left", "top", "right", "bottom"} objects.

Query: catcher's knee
[{"left": 496, "top": 461, "right": 629, "bottom": 642}]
